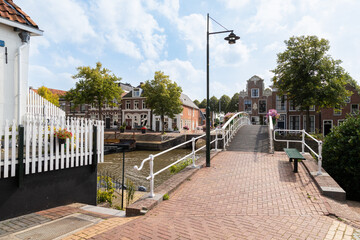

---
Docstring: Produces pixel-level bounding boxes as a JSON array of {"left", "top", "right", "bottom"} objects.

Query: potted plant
[
  {"left": 119, "top": 122, "right": 126, "bottom": 133},
  {"left": 141, "top": 126, "right": 147, "bottom": 134},
  {"left": 54, "top": 128, "right": 72, "bottom": 145},
  {"left": 266, "top": 109, "right": 280, "bottom": 126},
  {"left": 183, "top": 126, "right": 189, "bottom": 131}
]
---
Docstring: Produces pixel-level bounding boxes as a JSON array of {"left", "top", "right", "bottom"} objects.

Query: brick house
[
  {"left": 238, "top": 75, "right": 360, "bottom": 135},
  {"left": 238, "top": 75, "right": 273, "bottom": 125}
]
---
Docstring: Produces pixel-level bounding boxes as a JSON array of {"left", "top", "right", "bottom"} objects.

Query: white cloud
[
  {"left": 264, "top": 41, "right": 283, "bottom": 53},
  {"left": 138, "top": 59, "right": 205, "bottom": 100},
  {"left": 218, "top": 0, "right": 250, "bottom": 9},
  {"left": 176, "top": 14, "right": 205, "bottom": 53},
  {"left": 247, "top": 0, "right": 296, "bottom": 33},
  {"left": 18, "top": 0, "right": 96, "bottom": 44},
  {"left": 52, "top": 55, "right": 83, "bottom": 68},
  {"left": 290, "top": 16, "right": 329, "bottom": 39},
  {"left": 28, "top": 65, "right": 74, "bottom": 90},
  {"left": 29, "top": 37, "right": 50, "bottom": 57}
]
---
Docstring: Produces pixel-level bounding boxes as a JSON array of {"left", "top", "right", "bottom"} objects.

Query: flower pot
[
  {"left": 58, "top": 138, "right": 66, "bottom": 145},
  {"left": 141, "top": 129, "right": 146, "bottom": 134},
  {"left": 120, "top": 128, "right": 125, "bottom": 133}
]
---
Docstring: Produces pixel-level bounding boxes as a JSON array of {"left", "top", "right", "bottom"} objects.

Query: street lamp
[{"left": 206, "top": 13, "right": 240, "bottom": 167}]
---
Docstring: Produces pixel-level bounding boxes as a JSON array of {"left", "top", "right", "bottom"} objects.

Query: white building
[{"left": 0, "top": 0, "right": 43, "bottom": 127}]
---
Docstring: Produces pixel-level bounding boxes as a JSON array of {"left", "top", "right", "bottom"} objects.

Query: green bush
[
  {"left": 170, "top": 158, "right": 193, "bottom": 174},
  {"left": 322, "top": 114, "right": 360, "bottom": 200},
  {"left": 97, "top": 176, "right": 116, "bottom": 206},
  {"left": 126, "top": 178, "right": 136, "bottom": 206},
  {"left": 163, "top": 193, "right": 169, "bottom": 200}
]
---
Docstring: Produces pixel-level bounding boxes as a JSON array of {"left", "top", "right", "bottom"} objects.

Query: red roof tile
[
  {"left": 33, "top": 88, "right": 67, "bottom": 97},
  {"left": 0, "top": 0, "right": 38, "bottom": 28}
]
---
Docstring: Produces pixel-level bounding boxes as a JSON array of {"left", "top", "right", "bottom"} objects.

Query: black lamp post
[{"left": 206, "top": 13, "right": 240, "bottom": 167}]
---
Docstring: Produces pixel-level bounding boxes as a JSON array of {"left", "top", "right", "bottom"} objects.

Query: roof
[
  {"left": 180, "top": 93, "right": 199, "bottom": 109},
  {"left": 33, "top": 88, "right": 67, "bottom": 97},
  {"left": 0, "top": 0, "right": 38, "bottom": 28}
]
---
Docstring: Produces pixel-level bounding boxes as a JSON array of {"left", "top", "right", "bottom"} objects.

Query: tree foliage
[
  {"left": 65, "top": 62, "right": 123, "bottom": 120},
  {"left": 37, "top": 86, "right": 60, "bottom": 107},
  {"left": 219, "top": 95, "right": 230, "bottom": 113},
  {"left": 272, "top": 35, "right": 351, "bottom": 132},
  {"left": 209, "top": 96, "right": 219, "bottom": 113},
  {"left": 193, "top": 99, "right": 200, "bottom": 107},
  {"left": 227, "top": 93, "right": 240, "bottom": 113},
  {"left": 322, "top": 114, "right": 360, "bottom": 200},
  {"left": 141, "top": 71, "right": 183, "bottom": 134},
  {"left": 199, "top": 99, "right": 207, "bottom": 108}
]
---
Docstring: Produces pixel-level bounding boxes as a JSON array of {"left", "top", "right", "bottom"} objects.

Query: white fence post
[
  {"left": 149, "top": 154, "right": 155, "bottom": 198},
  {"left": 301, "top": 129, "right": 305, "bottom": 154},
  {"left": 317, "top": 141, "right": 323, "bottom": 175}
]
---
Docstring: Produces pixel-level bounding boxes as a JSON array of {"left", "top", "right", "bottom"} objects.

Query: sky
[{"left": 18, "top": 0, "right": 360, "bottom": 102}]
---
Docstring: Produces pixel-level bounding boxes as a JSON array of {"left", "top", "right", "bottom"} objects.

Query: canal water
[{"left": 98, "top": 149, "right": 205, "bottom": 190}]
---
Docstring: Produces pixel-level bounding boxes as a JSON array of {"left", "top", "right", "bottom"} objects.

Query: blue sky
[{"left": 18, "top": 0, "right": 360, "bottom": 101}]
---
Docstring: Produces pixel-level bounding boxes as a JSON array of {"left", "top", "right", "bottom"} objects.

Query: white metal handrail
[
  {"left": 268, "top": 115, "right": 274, "bottom": 153},
  {"left": 134, "top": 112, "right": 250, "bottom": 198},
  {"left": 274, "top": 129, "right": 323, "bottom": 175}
]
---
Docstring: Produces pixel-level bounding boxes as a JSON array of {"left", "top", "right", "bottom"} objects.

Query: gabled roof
[
  {"left": 180, "top": 93, "right": 199, "bottom": 109},
  {"left": 0, "top": 0, "right": 42, "bottom": 35}
]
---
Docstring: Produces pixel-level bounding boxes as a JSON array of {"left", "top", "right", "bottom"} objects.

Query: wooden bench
[{"left": 284, "top": 148, "right": 305, "bottom": 173}]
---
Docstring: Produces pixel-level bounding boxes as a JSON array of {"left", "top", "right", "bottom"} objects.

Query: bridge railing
[
  {"left": 268, "top": 115, "right": 274, "bottom": 153},
  {"left": 134, "top": 112, "right": 250, "bottom": 198},
  {"left": 273, "top": 129, "right": 323, "bottom": 175}
]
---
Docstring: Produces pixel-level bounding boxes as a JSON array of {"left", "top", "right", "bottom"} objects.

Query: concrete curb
[
  {"left": 300, "top": 153, "right": 346, "bottom": 201},
  {"left": 126, "top": 150, "right": 221, "bottom": 217}
]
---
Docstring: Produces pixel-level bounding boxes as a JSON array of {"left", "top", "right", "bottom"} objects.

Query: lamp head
[{"left": 224, "top": 32, "right": 240, "bottom": 44}]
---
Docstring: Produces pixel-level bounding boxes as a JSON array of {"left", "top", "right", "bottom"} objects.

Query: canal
[{"left": 98, "top": 149, "right": 205, "bottom": 190}]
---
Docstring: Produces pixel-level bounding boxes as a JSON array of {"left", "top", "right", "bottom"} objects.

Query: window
[
  {"left": 80, "top": 104, "right": 86, "bottom": 113},
  {"left": 276, "top": 95, "right": 286, "bottom": 112},
  {"left": 303, "top": 115, "right": 315, "bottom": 133},
  {"left": 351, "top": 104, "right": 359, "bottom": 115},
  {"left": 133, "top": 89, "right": 140, "bottom": 97},
  {"left": 345, "top": 96, "right": 351, "bottom": 103},
  {"left": 309, "top": 105, "right": 315, "bottom": 111},
  {"left": 134, "top": 101, "right": 139, "bottom": 109},
  {"left": 244, "top": 100, "right": 252, "bottom": 113},
  {"left": 289, "top": 100, "right": 299, "bottom": 111},
  {"left": 289, "top": 116, "right": 300, "bottom": 130},
  {"left": 334, "top": 105, "right": 342, "bottom": 116},
  {"left": 258, "top": 100, "right": 266, "bottom": 114},
  {"left": 126, "top": 101, "right": 131, "bottom": 109},
  {"left": 142, "top": 101, "right": 146, "bottom": 109},
  {"left": 251, "top": 88, "right": 259, "bottom": 98}
]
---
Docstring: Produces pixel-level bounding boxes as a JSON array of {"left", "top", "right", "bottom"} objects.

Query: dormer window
[
  {"left": 251, "top": 88, "right": 259, "bottom": 98},
  {"left": 133, "top": 88, "right": 140, "bottom": 97}
]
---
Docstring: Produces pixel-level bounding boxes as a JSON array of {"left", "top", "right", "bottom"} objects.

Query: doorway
[{"left": 323, "top": 120, "right": 333, "bottom": 136}]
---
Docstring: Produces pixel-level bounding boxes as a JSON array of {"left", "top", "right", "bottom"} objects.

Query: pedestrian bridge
[{"left": 227, "top": 125, "right": 269, "bottom": 152}]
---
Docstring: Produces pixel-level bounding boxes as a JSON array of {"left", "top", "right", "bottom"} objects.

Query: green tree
[
  {"left": 219, "top": 95, "right": 230, "bottom": 113},
  {"left": 199, "top": 99, "right": 207, "bottom": 108},
  {"left": 209, "top": 96, "right": 219, "bottom": 113},
  {"left": 65, "top": 62, "right": 123, "bottom": 120},
  {"left": 37, "top": 86, "right": 60, "bottom": 107},
  {"left": 272, "top": 35, "right": 351, "bottom": 132},
  {"left": 227, "top": 93, "right": 240, "bottom": 112},
  {"left": 193, "top": 99, "right": 200, "bottom": 107},
  {"left": 141, "top": 71, "right": 183, "bottom": 134}
]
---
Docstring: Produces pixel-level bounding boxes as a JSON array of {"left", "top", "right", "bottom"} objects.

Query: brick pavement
[{"left": 84, "top": 151, "right": 359, "bottom": 239}]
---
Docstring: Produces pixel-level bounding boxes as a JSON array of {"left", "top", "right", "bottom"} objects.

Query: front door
[
  {"left": 126, "top": 119, "right": 132, "bottom": 130},
  {"left": 323, "top": 120, "right": 333, "bottom": 136},
  {"left": 156, "top": 120, "right": 160, "bottom": 132},
  {"left": 105, "top": 117, "right": 111, "bottom": 129},
  {"left": 277, "top": 114, "right": 286, "bottom": 129}
]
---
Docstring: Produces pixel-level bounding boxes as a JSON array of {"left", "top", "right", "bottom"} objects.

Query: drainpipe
[
  {"left": 17, "top": 31, "right": 30, "bottom": 125},
  {"left": 18, "top": 43, "right": 28, "bottom": 125}
]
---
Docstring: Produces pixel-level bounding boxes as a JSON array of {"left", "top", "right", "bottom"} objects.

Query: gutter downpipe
[{"left": 18, "top": 43, "right": 28, "bottom": 125}]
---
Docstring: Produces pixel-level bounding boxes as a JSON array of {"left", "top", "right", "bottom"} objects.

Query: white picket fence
[
  {"left": 0, "top": 116, "right": 104, "bottom": 179},
  {"left": 27, "top": 89, "right": 66, "bottom": 118}
]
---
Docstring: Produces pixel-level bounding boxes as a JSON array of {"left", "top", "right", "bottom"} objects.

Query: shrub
[
  {"left": 170, "top": 158, "right": 192, "bottom": 174},
  {"left": 97, "top": 175, "right": 116, "bottom": 206},
  {"left": 126, "top": 178, "right": 136, "bottom": 206},
  {"left": 163, "top": 193, "right": 169, "bottom": 200},
  {"left": 322, "top": 114, "right": 360, "bottom": 200}
]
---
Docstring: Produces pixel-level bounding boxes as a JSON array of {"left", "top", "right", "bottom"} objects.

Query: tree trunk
[
  {"left": 98, "top": 102, "right": 103, "bottom": 121},
  {"left": 161, "top": 115, "right": 165, "bottom": 134},
  {"left": 305, "top": 106, "right": 310, "bottom": 133}
]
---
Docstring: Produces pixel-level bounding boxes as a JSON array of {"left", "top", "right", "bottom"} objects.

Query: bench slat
[{"left": 284, "top": 148, "right": 305, "bottom": 160}]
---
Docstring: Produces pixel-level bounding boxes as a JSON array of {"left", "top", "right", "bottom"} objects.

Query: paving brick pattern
[{"left": 91, "top": 151, "right": 343, "bottom": 239}]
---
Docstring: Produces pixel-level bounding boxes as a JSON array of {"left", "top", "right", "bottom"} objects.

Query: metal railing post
[
  {"left": 215, "top": 129, "right": 218, "bottom": 151},
  {"left": 223, "top": 129, "right": 226, "bottom": 150},
  {"left": 149, "top": 154, "right": 155, "bottom": 198},
  {"left": 317, "top": 141, "right": 323, "bottom": 175},
  {"left": 192, "top": 137, "right": 196, "bottom": 167},
  {"left": 301, "top": 129, "right": 305, "bottom": 154}
]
